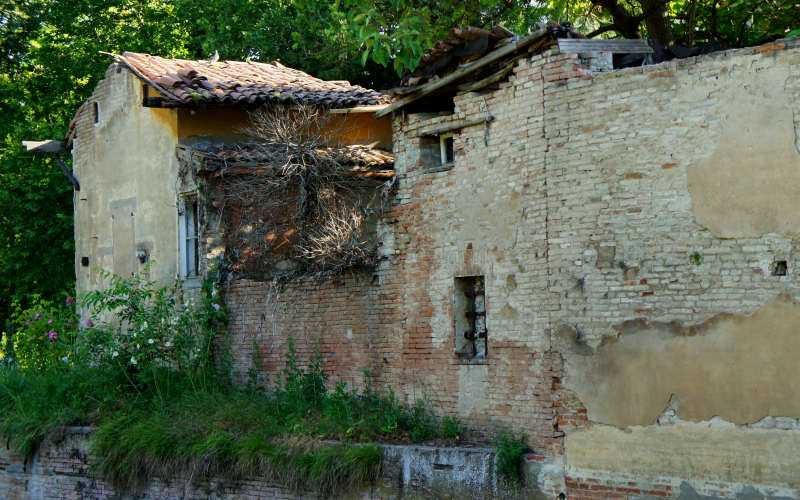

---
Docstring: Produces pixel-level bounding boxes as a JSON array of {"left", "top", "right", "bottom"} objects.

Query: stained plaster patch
[
  {"left": 687, "top": 65, "right": 800, "bottom": 237},
  {"left": 556, "top": 293, "right": 800, "bottom": 427}
]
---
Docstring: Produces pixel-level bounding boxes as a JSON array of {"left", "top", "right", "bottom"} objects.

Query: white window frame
[
  {"left": 439, "top": 133, "right": 455, "bottom": 166},
  {"left": 178, "top": 195, "right": 200, "bottom": 279}
]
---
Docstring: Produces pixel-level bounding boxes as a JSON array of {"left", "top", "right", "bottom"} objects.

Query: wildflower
[
  {"left": 34, "top": 312, "right": 40, "bottom": 320},
  {"left": 67, "top": 320, "right": 72, "bottom": 327},
  {"left": 47, "top": 330, "right": 57, "bottom": 341},
  {"left": 130, "top": 356, "right": 137, "bottom": 365},
  {"left": 165, "top": 341, "right": 172, "bottom": 347},
  {"left": 148, "top": 338, "right": 154, "bottom": 344},
  {"left": 47, "top": 319, "right": 53, "bottom": 324},
  {"left": 86, "top": 319, "right": 93, "bottom": 327},
  {"left": 66, "top": 297, "right": 74, "bottom": 306},
  {"left": 61, "top": 356, "right": 68, "bottom": 363},
  {"left": 212, "top": 303, "right": 221, "bottom": 311},
  {"left": 136, "top": 344, "right": 140, "bottom": 350},
  {"left": 25, "top": 320, "right": 30, "bottom": 325},
  {"left": 111, "top": 350, "right": 119, "bottom": 358}
]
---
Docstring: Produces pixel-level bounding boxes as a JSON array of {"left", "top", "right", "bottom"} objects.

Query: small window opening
[
  {"left": 772, "top": 260, "right": 788, "bottom": 276},
  {"left": 454, "top": 275, "right": 487, "bottom": 360},
  {"left": 81, "top": 256, "right": 90, "bottom": 267},
  {"left": 178, "top": 196, "right": 199, "bottom": 278},
  {"left": 440, "top": 134, "right": 454, "bottom": 165},
  {"left": 92, "top": 102, "right": 99, "bottom": 124}
]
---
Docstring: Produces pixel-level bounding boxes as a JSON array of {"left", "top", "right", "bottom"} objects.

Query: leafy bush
[
  {"left": 80, "top": 266, "right": 226, "bottom": 393},
  {"left": 494, "top": 430, "right": 529, "bottom": 483},
  {"left": 1, "top": 296, "right": 79, "bottom": 370}
]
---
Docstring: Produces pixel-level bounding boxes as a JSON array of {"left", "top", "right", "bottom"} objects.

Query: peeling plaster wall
[
  {"left": 555, "top": 294, "right": 800, "bottom": 427},
  {"left": 540, "top": 40, "right": 800, "bottom": 495},
  {"left": 687, "top": 64, "right": 800, "bottom": 237},
  {"left": 385, "top": 39, "right": 800, "bottom": 496},
  {"left": 72, "top": 66, "right": 181, "bottom": 296}
]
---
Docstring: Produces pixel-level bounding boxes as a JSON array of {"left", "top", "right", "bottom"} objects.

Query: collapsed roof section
[
  {"left": 176, "top": 143, "right": 395, "bottom": 180},
  {"left": 377, "top": 26, "right": 567, "bottom": 117},
  {"left": 377, "top": 23, "right": 726, "bottom": 117},
  {"left": 113, "top": 52, "right": 392, "bottom": 109}
]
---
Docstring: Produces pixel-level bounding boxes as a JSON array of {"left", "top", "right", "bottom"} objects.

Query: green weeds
[
  {"left": 0, "top": 269, "right": 468, "bottom": 495},
  {"left": 494, "top": 429, "right": 529, "bottom": 483}
]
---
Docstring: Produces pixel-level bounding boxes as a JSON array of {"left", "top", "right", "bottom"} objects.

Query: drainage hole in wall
[{"left": 772, "top": 260, "right": 788, "bottom": 276}]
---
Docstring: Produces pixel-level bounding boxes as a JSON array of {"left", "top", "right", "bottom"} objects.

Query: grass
[{"left": 0, "top": 343, "right": 468, "bottom": 495}]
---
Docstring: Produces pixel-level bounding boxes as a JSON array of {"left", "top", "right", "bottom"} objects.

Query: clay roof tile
[{"left": 116, "top": 51, "right": 390, "bottom": 108}]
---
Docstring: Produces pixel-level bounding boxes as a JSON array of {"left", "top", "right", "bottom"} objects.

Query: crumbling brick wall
[{"left": 223, "top": 38, "right": 800, "bottom": 496}]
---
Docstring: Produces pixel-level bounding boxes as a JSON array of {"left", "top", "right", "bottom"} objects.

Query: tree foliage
[{"left": 0, "top": 0, "right": 797, "bottom": 331}]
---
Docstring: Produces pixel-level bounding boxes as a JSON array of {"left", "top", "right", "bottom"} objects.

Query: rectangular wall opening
[{"left": 454, "top": 275, "right": 487, "bottom": 360}]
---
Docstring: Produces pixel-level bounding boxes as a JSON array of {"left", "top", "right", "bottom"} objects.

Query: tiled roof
[
  {"left": 176, "top": 143, "right": 394, "bottom": 179},
  {"left": 115, "top": 52, "right": 391, "bottom": 108}
]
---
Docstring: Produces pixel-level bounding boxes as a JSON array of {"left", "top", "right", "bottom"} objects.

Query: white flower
[
  {"left": 130, "top": 357, "right": 137, "bottom": 365},
  {"left": 142, "top": 321, "right": 148, "bottom": 329},
  {"left": 212, "top": 303, "right": 221, "bottom": 311},
  {"left": 136, "top": 344, "right": 140, "bottom": 350},
  {"left": 165, "top": 341, "right": 172, "bottom": 347},
  {"left": 111, "top": 350, "right": 119, "bottom": 358},
  {"left": 61, "top": 356, "right": 69, "bottom": 363},
  {"left": 211, "top": 288, "right": 218, "bottom": 297},
  {"left": 148, "top": 338, "right": 154, "bottom": 344}
]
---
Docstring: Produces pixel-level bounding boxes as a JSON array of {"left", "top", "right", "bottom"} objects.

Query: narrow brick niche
[{"left": 454, "top": 275, "right": 487, "bottom": 360}]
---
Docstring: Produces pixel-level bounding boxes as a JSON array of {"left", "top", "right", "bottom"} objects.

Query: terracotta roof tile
[{"left": 116, "top": 52, "right": 391, "bottom": 108}]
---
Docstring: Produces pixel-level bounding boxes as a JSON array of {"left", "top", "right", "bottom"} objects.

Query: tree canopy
[{"left": 1, "top": 0, "right": 797, "bottom": 330}]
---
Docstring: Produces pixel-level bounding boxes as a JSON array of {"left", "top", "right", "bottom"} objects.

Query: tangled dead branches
[{"left": 215, "top": 104, "right": 393, "bottom": 280}]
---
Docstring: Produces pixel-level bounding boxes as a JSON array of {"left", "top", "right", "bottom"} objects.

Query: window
[
  {"left": 420, "top": 133, "right": 456, "bottom": 173},
  {"left": 178, "top": 196, "right": 199, "bottom": 278},
  {"left": 93, "top": 102, "right": 100, "bottom": 124},
  {"left": 454, "top": 275, "right": 487, "bottom": 360},
  {"left": 440, "top": 134, "right": 454, "bottom": 165}
]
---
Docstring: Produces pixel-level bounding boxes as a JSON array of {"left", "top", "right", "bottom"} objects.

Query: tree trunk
[{"left": 642, "top": 0, "right": 673, "bottom": 44}]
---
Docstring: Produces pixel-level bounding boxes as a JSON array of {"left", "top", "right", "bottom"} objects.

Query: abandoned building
[{"left": 13, "top": 25, "right": 800, "bottom": 499}]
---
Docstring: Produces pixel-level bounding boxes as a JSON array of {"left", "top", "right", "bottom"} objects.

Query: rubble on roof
[{"left": 114, "top": 52, "right": 391, "bottom": 108}]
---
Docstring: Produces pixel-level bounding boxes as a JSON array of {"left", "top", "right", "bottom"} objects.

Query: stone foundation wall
[{"left": 0, "top": 428, "right": 528, "bottom": 500}]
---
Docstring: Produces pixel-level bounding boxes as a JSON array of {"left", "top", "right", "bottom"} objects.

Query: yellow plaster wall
[
  {"left": 71, "top": 67, "right": 181, "bottom": 295},
  {"left": 177, "top": 108, "right": 392, "bottom": 148}
]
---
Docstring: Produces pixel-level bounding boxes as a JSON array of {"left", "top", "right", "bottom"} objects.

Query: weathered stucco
[
  {"left": 687, "top": 65, "right": 800, "bottom": 237},
  {"left": 566, "top": 422, "right": 800, "bottom": 492},
  {"left": 72, "top": 66, "right": 181, "bottom": 295},
  {"left": 557, "top": 293, "right": 800, "bottom": 428}
]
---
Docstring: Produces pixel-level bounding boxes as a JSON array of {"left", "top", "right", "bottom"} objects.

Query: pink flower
[
  {"left": 67, "top": 320, "right": 72, "bottom": 327},
  {"left": 47, "top": 319, "right": 53, "bottom": 324},
  {"left": 34, "top": 312, "right": 40, "bottom": 320},
  {"left": 86, "top": 319, "right": 93, "bottom": 327},
  {"left": 25, "top": 320, "right": 30, "bottom": 325},
  {"left": 66, "top": 297, "right": 74, "bottom": 305},
  {"left": 48, "top": 330, "right": 57, "bottom": 341}
]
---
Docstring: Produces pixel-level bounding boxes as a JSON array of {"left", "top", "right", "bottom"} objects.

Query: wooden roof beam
[
  {"left": 375, "top": 28, "right": 548, "bottom": 118},
  {"left": 22, "top": 140, "right": 66, "bottom": 154}
]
